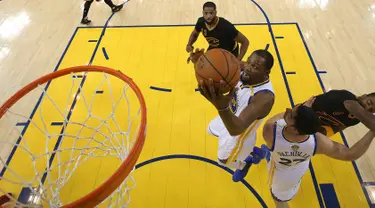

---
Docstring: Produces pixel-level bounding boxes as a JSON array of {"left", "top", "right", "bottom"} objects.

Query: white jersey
[
  {"left": 270, "top": 119, "right": 316, "bottom": 170},
  {"left": 208, "top": 77, "right": 274, "bottom": 137},
  {"left": 268, "top": 119, "right": 317, "bottom": 201},
  {"left": 208, "top": 76, "right": 274, "bottom": 164},
  {"left": 230, "top": 77, "right": 274, "bottom": 117}
]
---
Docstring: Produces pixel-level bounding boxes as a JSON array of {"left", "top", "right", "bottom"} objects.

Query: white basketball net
[{"left": 0, "top": 71, "right": 143, "bottom": 207}]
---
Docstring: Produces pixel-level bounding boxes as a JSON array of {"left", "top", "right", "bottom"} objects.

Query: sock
[
  {"left": 104, "top": 0, "right": 115, "bottom": 7},
  {"left": 83, "top": 1, "right": 93, "bottom": 19}
]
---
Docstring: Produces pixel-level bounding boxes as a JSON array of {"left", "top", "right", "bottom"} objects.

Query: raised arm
[
  {"left": 219, "top": 90, "right": 274, "bottom": 136},
  {"left": 199, "top": 79, "right": 274, "bottom": 136},
  {"left": 234, "top": 32, "right": 249, "bottom": 61},
  {"left": 186, "top": 29, "right": 200, "bottom": 53},
  {"left": 186, "top": 18, "right": 203, "bottom": 53},
  {"left": 316, "top": 131, "right": 375, "bottom": 161}
]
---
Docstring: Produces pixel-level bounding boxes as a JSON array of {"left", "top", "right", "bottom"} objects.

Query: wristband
[{"left": 218, "top": 106, "right": 230, "bottom": 112}]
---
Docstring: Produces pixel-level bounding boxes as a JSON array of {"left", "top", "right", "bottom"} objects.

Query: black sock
[
  {"left": 83, "top": 1, "right": 93, "bottom": 19},
  {"left": 104, "top": 0, "right": 115, "bottom": 8}
]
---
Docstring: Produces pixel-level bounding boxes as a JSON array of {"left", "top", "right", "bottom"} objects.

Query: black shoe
[
  {"left": 112, "top": 4, "right": 123, "bottom": 13},
  {"left": 81, "top": 18, "right": 92, "bottom": 25}
]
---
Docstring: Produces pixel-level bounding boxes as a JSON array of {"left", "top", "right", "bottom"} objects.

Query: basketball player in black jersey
[
  {"left": 186, "top": 2, "right": 249, "bottom": 61},
  {"left": 81, "top": 0, "right": 123, "bottom": 25},
  {"left": 307, "top": 90, "right": 375, "bottom": 136}
]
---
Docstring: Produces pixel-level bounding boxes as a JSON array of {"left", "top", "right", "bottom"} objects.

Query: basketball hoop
[{"left": 0, "top": 66, "right": 147, "bottom": 207}]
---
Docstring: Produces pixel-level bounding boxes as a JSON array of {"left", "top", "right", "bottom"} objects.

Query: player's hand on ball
[
  {"left": 187, "top": 48, "right": 205, "bottom": 64},
  {"left": 198, "top": 79, "right": 238, "bottom": 111}
]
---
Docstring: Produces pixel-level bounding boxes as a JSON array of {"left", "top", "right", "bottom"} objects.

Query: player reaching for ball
[{"left": 198, "top": 49, "right": 275, "bottom": 182}]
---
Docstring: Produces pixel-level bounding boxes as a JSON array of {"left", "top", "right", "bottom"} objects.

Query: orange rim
[{"left": 0, "top": 66, "right": 147, "bottom": 208}]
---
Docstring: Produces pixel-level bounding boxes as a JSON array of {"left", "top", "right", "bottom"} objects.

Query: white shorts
[
  {"left": 207, "top": 116, "right": 261, "bottom": 163},
  {"left": 267, "top": 160, "right": 310, "bottom": 201}
]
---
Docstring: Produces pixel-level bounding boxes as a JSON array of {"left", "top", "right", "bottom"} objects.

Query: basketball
[{"left": 194, "top": 48, "right": 241, "bottom": 93}]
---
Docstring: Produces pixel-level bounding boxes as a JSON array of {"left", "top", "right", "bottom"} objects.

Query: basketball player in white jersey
[
  {"left": 198, "top": 49, "right": 275, "bottom": 182},
  {"left": 263, "top": 98, "right": 375, "bottom": 208}
]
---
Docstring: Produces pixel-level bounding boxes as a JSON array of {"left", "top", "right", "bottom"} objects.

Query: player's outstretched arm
[
  {"left": 234, "top": 32, "right": 249, "bottom": 61},
  {"left": 186, "top": 29, "right": 200, "bottom": 53},
  {"left": 316, "top": 131, "right": 375, "bottom": 161},
  {"left": 344, "top": 100, "right": 375, "bottom": 132},
  {"left": 199, "top": 79, "right": 274, "bottom": 136}
]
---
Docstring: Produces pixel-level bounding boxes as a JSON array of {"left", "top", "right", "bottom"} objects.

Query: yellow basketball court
[
  {"left": 1, "top": 0, "right": 375, "bottom": 207},
  {"left": 0, "top": 22, "right": 369, "bottom": 207}
]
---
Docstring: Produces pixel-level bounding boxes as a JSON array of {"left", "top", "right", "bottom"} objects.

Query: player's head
[
  {"left": 202, "top": 2, "right": 217, "bottom": 25},
  {"left": 284, "top": 105, "right": 320, "bottom": 135},
  {"left": 241, "top": 49, "right": 274, "bottom": 83},
  {"left": 358, "top": 92, "right": 375, "bottom": 113}
]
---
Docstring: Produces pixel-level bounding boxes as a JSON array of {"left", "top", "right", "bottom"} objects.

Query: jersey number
[{"left": 279, "top": 158, "right": 306, "bottom": 166}]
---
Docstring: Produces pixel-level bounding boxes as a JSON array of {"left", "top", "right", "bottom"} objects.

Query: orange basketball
[{"left": 194, "top": 48, "right": 241, "bottom": 93}]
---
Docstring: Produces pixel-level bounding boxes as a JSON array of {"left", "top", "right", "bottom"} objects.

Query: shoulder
[
  {"left": 219, "top": 17, "right": 235, "bottom": 27},
  {"left": 255, "top": 90, "right": 274, "bottom": 100},
  {"left": 197, "top": 17, "right": 205, "bottom": 23},
  {"left": 248, "top": 89, "right": 275, "bottom": 110},
  {"left": 264, "top": 118, "right": 278, "bottom": 130},
  {"left": 314, "top": 132, "right": 331, "bottom": 154},
  {"left": 249, "top": 90, "right": 275, "bottom": 119},
  {"left": 254, "top": 81, "right": 274, "bottom": 95},
  {"left": 196, "top": 17, "right": 205, "bottom": 26},
  {"left": 326, "top": 89, "right": 356, "bottom": 98},
  {"left": 263, "top": 120, "right": 276, "bottom": 138},
  {"left": 219, "top": 17, "right": 229, "bottom": 22},
  {"left": 340, "top": 89, "right": 357, "bottom": 99},
  {"left": 313, "top": 89, "right": 356, "bottom": 108},
  {"left": 263, "top": 118, "right": 282, "bottom": 145},
  {"left": 253, "top": 88, "right": 275, "bottom": 103}
]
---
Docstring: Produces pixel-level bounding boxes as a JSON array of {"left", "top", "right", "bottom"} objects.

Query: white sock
[{"left": 218, "top": 159, "right": 246, "bottom": 170}]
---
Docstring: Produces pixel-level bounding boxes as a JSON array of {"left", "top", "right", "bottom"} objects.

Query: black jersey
[
  {"left": 312, "top": 90, "right": 360, "bottom": 132},
  {"left": 194, "top": 17, "right": 239, "bottom": 56}
]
